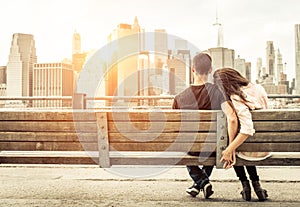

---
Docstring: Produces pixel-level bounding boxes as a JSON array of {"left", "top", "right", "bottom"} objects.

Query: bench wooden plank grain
[
  {"left": 0, "top": 122, "right": 96, "bottom": 132},
  {"left": 108, "top": 122, "right": 216, "bottom": 133},
  {"left": 108, "top": 132, "right": 217, "bottom": 143},
  {"left": 107, "top": 110, "right": 217, "bottom": 121},
  {"left": 0, "top": 110, "right": 96, "bottom": 121},
  {"left": 251, "top": 109, "right": 300, "bottom": 120},
  {"left": 237, "top": 143, "right": 300, "bottom": 152},
  {"left": 0, "top": 132, "right": 96, "bottom": 142}
]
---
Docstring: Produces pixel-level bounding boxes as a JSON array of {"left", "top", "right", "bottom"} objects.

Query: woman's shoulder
[
  {"left": 253, "top": 84, "right": 268, "bottom": 96},
  {"left": 249, "top": 83, "right": 266, "bottom": 90},
  {"left": 243, "top": 83, "right": 267, "bottom": 94}
]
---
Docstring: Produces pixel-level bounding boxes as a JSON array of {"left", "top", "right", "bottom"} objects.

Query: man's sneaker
[
  {"left": 203, "top": 182, "right": 214, "bottom": 199},
  {"left": 186, "top": 184, "right": 200, "bottom": 197}
]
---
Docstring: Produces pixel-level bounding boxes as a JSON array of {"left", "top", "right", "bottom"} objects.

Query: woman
[{"left": 213, "top": 68, "right": 269, "bottom": 201}]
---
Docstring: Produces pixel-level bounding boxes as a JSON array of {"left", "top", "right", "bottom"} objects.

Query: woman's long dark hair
[{"left": 213, "top": 68, "right": 250, "bottom": 102}]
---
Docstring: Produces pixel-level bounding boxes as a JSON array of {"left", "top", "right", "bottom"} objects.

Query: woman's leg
[
  {"left": 233, "top": 166, "right": 248, "bottom": 181},
  {"left": 245, "top": 166, "right": 259, "bottom": 181},
  {"left": 245, "top": 165, "right": 268, "bottom": 201},
  {"left": 233, "top": 166, "right": 251, "bottom": 201}
]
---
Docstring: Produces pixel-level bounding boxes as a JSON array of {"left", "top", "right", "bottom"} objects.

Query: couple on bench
[{"left": 172, "top": 53, "right": 270, "bottom": 202}]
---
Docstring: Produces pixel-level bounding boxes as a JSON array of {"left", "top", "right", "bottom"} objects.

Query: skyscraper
[
  {"left": 234, "top": 56, "right": 252, "bottom": 81},
  {"left": 167, "top": 48, "right": 191, "bottom": 94},
  {"left": 106, "top": 17, "right": 143, "bottom": 97},
  {"left": 205, "top": 7, "right": 234, "bottom": 82},
  {"left": 0, "top": 66, "right": 6, "bottom": 99},
  {"left": 245, "top": 62, "right": 252, "bottom": 82},
  {"left": 6, "top": 33, "right": 37, "bottom": 97},
  {"left": 72, "top": 31, "right": 81, "bottom": 55},
  {"left": 205, "top": 47, "right": 235, "bottom": 70},
  {"left": 256, "top": 57, "right": 263, "bottom": 81},
  {"left": 33, "top": 61, "right": 74, "bottom": 108},
  {"left": 174, "top": 39, "right": 188, "bottom": 50},
  {"left": 154, "top": 29, "right": 168, "bottom": 69},
  {"left": 276, "top": 49, "right": 283, "bottom": 85},
  {"left": 72, "top": 31, "right": 87, "bottom": 74},
  {"left": 266, "top": 41, "right": 275, "bottom": 78},
  {"left": 167, "top": 55, "right": 188, "bottom": 95},
  {"left": 235, "top": 55, "right": 246, "bottom": 77},
  {"left": 0, "top": 66, "right": 6, "bottom": 85},
  {"left": 295, "top": 24, "right": 300, "bottom": 94}
]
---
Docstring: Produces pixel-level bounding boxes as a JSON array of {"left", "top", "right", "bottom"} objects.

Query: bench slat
[
  {"left": 0, "top": 122, "right": 97, "bottom": 132},
  {"left": 2, "top": 151, "right": 299, "bottom": 166},
  {"left": 252, "top": 110, "right": 300, "bottom": 121},
  {"left": 2, "top": 142, "right": 298, "bottom": 152},
  {"left": 0, "top": 132, "right": 95, "bottom": 142},
  {"left": 108, "top": 122, "right": 216, "bottom": 133},
  {"left": 0, "top": 142, "right": 96, "bottom": 151},
  {"left": 236, "top": 153, "right": 300, "bottom": 165},
  {"left": 237, "top": 143, "right": 300, "bottom": 152},
  {"left": 0, "top": 151, "right": 97, "bottom": 164},
  {"left": 0, "top": 131, "right": 217, "bottom": 143},
  {"left": 109, "top": 142, "right": 216, "bottom": 152},
  {"left": 107, "top": 111, "right": 217, "bottom": 121},
  {"left": 110, "top": 156, "right": 216, "bottom": 165},
  {"left": 0, "top": 142, "right": 216, "bottom": 152},
  {"left": 248, "top": 132, "right": 300, "bottom": 142},
  {"left": 108, "top": 132, "right": 217, "bottom": 143},
  {"left": 0, "top": 151, "right": 216, "bottom": 165},
  {"left": 0, "top": 111, "right": 96, "bottom": 121},
  {"left": 254, "top": 121, "right": 300, "bottom": 131}
]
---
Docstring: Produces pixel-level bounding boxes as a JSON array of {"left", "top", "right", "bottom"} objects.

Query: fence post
[
  {"left": 216, "top": 111, "right": 228, "bottom": 169},
  {"left": 73, "top": 93, "right": 86, "bottom": 109}
]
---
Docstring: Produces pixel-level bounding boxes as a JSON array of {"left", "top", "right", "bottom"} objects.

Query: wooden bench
[{"left": 0, "top": 109, "right": 299, "bottom": 168}]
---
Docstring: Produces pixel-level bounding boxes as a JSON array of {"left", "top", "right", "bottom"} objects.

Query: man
[{"left": 172, "top": 53, "right": 238, "bottom": 199}]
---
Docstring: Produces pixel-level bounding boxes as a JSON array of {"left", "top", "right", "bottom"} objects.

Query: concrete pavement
[{"left": 0, "top": 165, "right": 299, "bottom": 206}]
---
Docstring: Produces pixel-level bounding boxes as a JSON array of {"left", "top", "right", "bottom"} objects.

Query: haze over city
[{"left": 1, "top": 0, "right": 300, "bottom": 81}]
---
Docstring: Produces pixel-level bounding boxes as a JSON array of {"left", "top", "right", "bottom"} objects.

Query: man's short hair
[{"left": 193, "top": 53, "right": 212, "bottom": 75}]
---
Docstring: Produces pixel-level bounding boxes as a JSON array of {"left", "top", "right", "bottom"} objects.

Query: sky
[{"left": 0, "top": 0, "right": 300, "bottom": 81}]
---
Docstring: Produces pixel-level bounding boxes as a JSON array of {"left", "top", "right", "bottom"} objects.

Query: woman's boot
[
  {"left": 240, "top": 180, "right": 251, "bottom": 201},
  {"left": 252, "top": 181, "right": 268, "bottom": 201}
]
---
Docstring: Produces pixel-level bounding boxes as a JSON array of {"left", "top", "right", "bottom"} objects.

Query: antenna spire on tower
[{"left": 213, "top": 0, "right": 223, "bottom": 47}]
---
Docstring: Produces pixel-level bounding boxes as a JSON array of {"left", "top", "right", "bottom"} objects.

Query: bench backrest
[
  {"left": 0, "top": 109, "right": 299, "bottom": 167},
  {"left": 236, "top": 109, "right": 300, "bottom": 166}
]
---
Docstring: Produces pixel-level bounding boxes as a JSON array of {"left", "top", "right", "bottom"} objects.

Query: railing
[
  {"left": 0, "top": 96, "right": 73, "bottom": 109},
  {"left": 267, "top": 95, "right": 300, "bottom": 98},
  {"left": 0, "top": 94, "right": 299, "bottom": 109}
]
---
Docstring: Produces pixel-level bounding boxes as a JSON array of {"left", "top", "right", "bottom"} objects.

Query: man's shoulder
[
  {"left": 204, "top": 83, "right": 223, "bottom": 96},
  {"left": 174, "top": 87, "right": 193, "bottom": 99},
  {"left": 205, "top": 82, "right": 220, "bottom": 90}
]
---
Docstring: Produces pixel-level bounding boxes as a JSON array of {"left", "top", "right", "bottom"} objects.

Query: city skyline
[{"left": 1, "top": 0, "right": 300, "bottom": 81}]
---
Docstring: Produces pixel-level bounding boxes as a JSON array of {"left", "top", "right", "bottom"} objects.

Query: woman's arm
[
  {"left": 220, "top": 101, "right": 238, "bottom": 165},
  {"left": 221, "top": 97, "right": 254, "bottom": 167},
  {"left": 222, "top": 133, "right": 249, "bottom": 157},
  {"left": 221, "top": 101, "right": 238, "bottom": 144}
]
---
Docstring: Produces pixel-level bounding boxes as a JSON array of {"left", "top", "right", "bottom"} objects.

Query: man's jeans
[{"left": 186, "top": 165, "right": 214, "bottom": 189}]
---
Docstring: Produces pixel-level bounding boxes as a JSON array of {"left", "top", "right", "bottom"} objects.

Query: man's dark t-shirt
[
  {"left": 172, "top": 83, "right": 227, "bottom": 156},
  {"left": 172, "top": 83, "right": 227, "bottom": 110}
]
